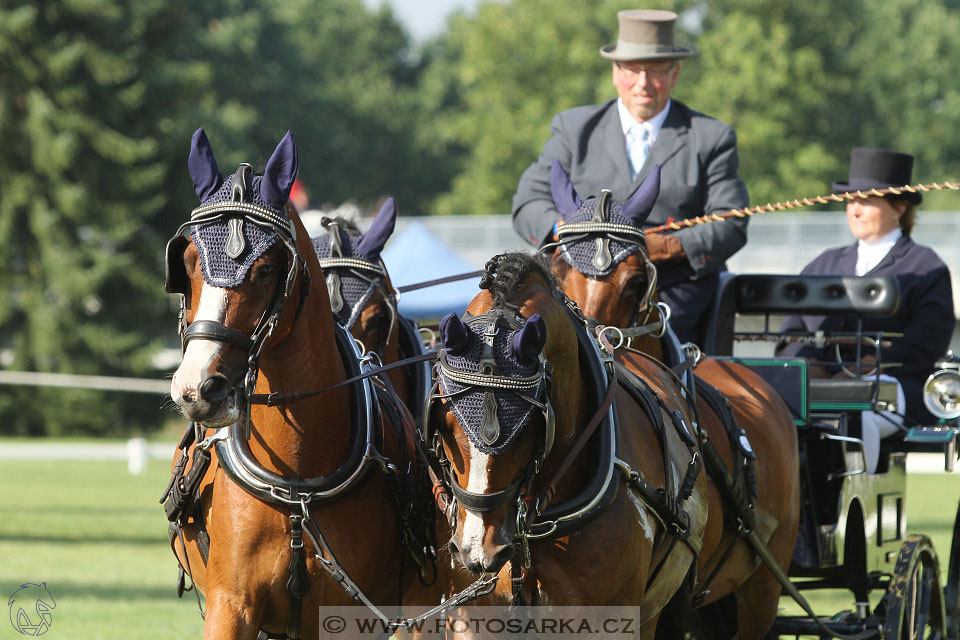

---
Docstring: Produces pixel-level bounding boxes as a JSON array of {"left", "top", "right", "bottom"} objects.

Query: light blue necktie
[{"left": 627, "top": 124, "right": 651, "bottom": 179}]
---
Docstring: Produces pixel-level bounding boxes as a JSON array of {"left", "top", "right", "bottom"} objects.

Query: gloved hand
[{"left": 645, "top": 232, "right": 685, "bottom": 263}]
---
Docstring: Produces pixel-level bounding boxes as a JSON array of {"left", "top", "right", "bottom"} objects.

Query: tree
[
  {"left": 0, "top": 0, "right": 434, "bottom": 435},
  {"left": 0, "top": 0, "right": 196, "bottom": 435},
  {"left": 425, "top": 0, "right": 665, "bottom": 215}
]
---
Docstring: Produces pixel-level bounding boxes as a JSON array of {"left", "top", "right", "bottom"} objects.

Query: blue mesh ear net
[
  {"left": 192, "top": 173, "right": 284, "bottom": 288},
  {"left": 559, "top": 198, "right": 639, "bottom": 277},
  {"left": 438, "top": 321, "right": 544, "bottom": 455},
  {"left": 311, "top": 230, "right": 378, "bottom": 325}
]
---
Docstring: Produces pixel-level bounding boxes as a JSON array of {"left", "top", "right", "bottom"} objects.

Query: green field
[{"left": 0, "top": 446, "right": 958, "bottom": 639}]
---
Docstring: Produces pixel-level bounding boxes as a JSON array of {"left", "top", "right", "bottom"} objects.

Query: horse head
[
  {"left": 311, "top": 198, "right": 399, "bottom": 357},
  {"left": 543, "top": 161, "right": 663, "bottom": 333},
  {"left": 167, "top": 128, "right": 317, "bottom": 425},
  {"left": 427, "top": 253, "right": 584, "bottom": 575}
]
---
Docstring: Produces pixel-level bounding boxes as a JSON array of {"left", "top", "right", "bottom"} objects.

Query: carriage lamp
[{"left": 923, "top": 368, "right": 960, "bottom": 420}]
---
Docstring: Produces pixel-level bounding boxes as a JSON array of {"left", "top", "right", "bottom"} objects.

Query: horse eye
[{"left": 253, "top": 265, "right": 277, "bottom": 283}]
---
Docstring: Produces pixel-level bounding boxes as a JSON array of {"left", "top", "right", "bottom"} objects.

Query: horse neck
[
  {"left": 248, "top": 228, "right": 354, "bottom": 477},
  {"left": 531, "top": 294, "right": 589, "bottom": 495},
  {"left": 380, "top": 327, "right": 410, "bottom": 406}
]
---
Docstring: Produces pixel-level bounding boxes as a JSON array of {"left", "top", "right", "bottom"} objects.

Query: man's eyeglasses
[{"left": 616, "top": 61, "right": 676, "bottom": 81}]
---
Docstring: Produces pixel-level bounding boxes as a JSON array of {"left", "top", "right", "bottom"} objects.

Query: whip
[{"left": 646, "top": 181, "right": 960, "bottom": 234}]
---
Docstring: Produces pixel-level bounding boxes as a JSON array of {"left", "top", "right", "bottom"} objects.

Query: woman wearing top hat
[{"left": 776, "top": 147, "right": 955, "bottom": 472}]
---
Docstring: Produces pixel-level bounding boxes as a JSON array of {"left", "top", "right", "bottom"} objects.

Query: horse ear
[
  {"left": 510, "top": 313, "right": 547, "bottom": 365},
  {"left": 622, "top": 164, "right": 661, "bottom": 226},
  {"left": 188, "top": 128, "right": 223, "bottom": 202},
  {"left": 259, "top": 130, "right": 299, "bottom": 209},
  {"left": 355, "top": 197, "right": 397, "bottom": 260},
  {"left": 550, "top": 160, "right": 582, "bottom": 217},
  {"left": 439, "top": 313, "right": 471, "bottom": 355}
]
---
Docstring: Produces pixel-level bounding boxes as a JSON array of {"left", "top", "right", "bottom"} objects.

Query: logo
[{"left": 8, "top": 583, "right": 55, "bottom": 636}]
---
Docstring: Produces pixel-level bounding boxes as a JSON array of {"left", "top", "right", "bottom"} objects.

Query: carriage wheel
[
  {"left": 882, "top": 534, "right": 947, "bottom": 640},
  {"left": 945, "top": 502, "right": 960, "bottom": 640}
]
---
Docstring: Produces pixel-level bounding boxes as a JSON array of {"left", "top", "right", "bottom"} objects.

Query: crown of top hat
[
  {"left": 832, "top": 147, "right": 921, "bottom": 204},
  {"left": 600, "top": 9, "right": 694, "bottom": 62}
]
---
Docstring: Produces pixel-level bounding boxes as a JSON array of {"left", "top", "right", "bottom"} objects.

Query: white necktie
[{"left": 628, "top": 124, "right": 651, "bottom": 179}]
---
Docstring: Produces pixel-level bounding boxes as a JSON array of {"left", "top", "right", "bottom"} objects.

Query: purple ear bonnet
[
  {"left": 550, "top": 163, "right": 660, "bottom": 277},
  {"left": 438, "top": 317, "right": 545, "bottom": 455},
  {"left": 188, "top": 130, "right": 297, "bottom": 288},
  {"left": 311, "top": 227, "right": 374, "bottom": 326},
  {"left": 311, "top": 198, "right": 396, "bottom": 328}
]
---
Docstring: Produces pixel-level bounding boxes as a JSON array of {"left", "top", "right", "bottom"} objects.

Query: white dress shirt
[
  {"left": 855, "top": 228, "right": 902, "bottom": 276},
  {"left": 618, "top": 98, "right": 671, "bottom": 177}
]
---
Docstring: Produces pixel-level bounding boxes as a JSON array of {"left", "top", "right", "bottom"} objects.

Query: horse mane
[
  {"left": 319, "top": 215, "right": 359, "bottom": 233},
  {"left": 479, "top": 252, "right": 557, "bottom": 307}
]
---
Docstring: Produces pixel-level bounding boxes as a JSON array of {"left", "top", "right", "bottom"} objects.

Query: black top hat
[{"left": 832, "top": 147, "right": 922, "bottom": 204}]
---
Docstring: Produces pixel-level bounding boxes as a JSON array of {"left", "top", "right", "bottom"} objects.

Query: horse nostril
[
  {"left": 448, "top": 540, "right": 460, "bottom": 557},
  {"left": 198, "top": 374, "right": 232, "bottom": 404},
  {"left": 488, "top": 545, "right": 515, "bottom": 573}
]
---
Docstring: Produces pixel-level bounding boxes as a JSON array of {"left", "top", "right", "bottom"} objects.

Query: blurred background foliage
[{"left": 0, "top": 0, "right": 958, "bottom": 435}]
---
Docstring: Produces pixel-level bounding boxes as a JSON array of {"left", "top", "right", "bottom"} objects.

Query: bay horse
[
  {"left": 543, "top": 161, "right": 800, "bottom": 639},
  {"left": 425, "top": 251, "right": 712, "bottom": 637},
  {"left": 161, "top": 129, "right": 430, "bottom": 639},
  {"left": 309, "top": 199, "right": 432, "bottom": 424}
]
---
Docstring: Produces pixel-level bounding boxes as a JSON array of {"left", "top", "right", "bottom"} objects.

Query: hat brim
[
  {"left": 600, "top": 43, "right": 694, "bottom": 62},
  {"left": 832, "top": 179, "right": 922, "bottom": 204}
]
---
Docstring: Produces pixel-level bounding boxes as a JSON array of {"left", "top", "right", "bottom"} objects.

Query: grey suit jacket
[{"left": 512, "top": 99, "right": 749, "bottom": 289}]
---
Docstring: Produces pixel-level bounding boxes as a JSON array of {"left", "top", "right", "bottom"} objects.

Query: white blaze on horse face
[
  {"left": 462, "top": 444, "right": 494, "bottom": 566},
  {"left": 171, "top": 283, "right": 230, "bottom": 405}
]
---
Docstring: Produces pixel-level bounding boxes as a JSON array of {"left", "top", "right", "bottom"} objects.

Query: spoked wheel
[
  {"left": 882, "top": 534, "right": 947, "bottom": 640},
  {"left": 946, "top": 502, "right": 960, "bottom": 640}
]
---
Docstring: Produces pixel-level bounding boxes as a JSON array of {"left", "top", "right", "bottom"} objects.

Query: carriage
[{"left": 693, "top": 272, "right": 960, "bottom": 639}]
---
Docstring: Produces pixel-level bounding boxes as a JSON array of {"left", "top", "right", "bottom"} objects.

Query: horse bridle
[
  {"left": 315, "top": 218, "right": 398, "bottom": 354},
  {"left": 539, "top": 189, "right": 665, "bottom": 341},
  {"left": 424, "top": 305, "right": 556, "bottom": 531},
  {"left": 165, "top": 163, "right": 311, "bottom": 437}
]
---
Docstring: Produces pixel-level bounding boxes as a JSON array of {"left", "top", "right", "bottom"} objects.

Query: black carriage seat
[
  {"left": 698, "top": 273, "right": 901, "bottom": 357},
  {"left": 808, "top": 377, "right": 899, "bottom": 413}
]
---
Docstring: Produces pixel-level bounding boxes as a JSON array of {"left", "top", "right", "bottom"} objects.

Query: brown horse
[
  {"left": 424, "top": 251, "right": 711, "bottom": 638},
  {"left": 309, "top": 199, "right": 435, "bottom": 421},
  {"left": 162, "top": 129, "right": 427, "bottom": 639},
  {"left": 544, "top": 162, "right": 800, "bottom": 639}
]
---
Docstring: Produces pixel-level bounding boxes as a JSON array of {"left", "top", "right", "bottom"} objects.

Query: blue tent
[{"left": 381, "top": 222, "right": 481, "bottom": 320}]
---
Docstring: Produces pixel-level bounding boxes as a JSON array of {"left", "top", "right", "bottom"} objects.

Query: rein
[
  {"left": 249, "top": 351, "right": 437, "bottom": 406},
  {"left": 645, "top": 180, "right": 960, "bottom": 234}
]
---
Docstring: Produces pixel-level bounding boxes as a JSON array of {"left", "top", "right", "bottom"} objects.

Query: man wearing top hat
[
  {"left": 512, "top": 8, "right": 750, "bottom": 343},
  {"left": 776, "top": 147, "right": 955, "bottom": 472}
]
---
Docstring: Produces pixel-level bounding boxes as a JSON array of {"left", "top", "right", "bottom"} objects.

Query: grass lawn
[
  {"left": 0, "top": 454, "right": 205, "bottom": 639},
  {"left": 0, "top": 445, "right": 958, "bottom": 638}
]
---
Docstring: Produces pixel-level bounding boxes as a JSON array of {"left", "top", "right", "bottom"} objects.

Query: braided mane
[{"left": 479, "top": 252, "right": 556, "bottom": 307}]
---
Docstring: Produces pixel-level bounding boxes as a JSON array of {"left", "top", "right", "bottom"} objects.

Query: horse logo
[{"left": 8, "top": 583, "right": 55, "bottom": 636}]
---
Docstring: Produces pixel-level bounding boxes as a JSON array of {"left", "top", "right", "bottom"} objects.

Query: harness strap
[
  {"left": 535, "top": 363, "right": 618, "bottom": 510},
  {"left": 396, "top": 270, "right": 485, "bottom": 294},
  {"left": 183, "top": 320, "right": 254, "bottom": 351},
  {"left": 285, "top": 515, "right": 310, "bottom": 640},
  {"left": 694, "top": 377, "right": 757, "bottom": 533},
  {"left": 250, "top": 351, "right": 437, "bottom": 406}
]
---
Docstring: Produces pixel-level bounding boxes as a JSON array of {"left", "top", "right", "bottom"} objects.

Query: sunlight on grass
[{"left": 1, "top": 443, "right": 958, "bottom": 638}]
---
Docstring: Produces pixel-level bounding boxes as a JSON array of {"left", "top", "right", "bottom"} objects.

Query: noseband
[
  {"left": 315, "top": 218, "right": 397, "bottom": 354},
  {"left": 425, "top": 304, "right": 556, "bottom": 524},
  {"left": 165, "top": 163, "right": 311, "bottom": 436}
]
